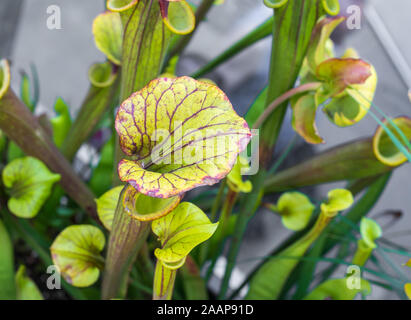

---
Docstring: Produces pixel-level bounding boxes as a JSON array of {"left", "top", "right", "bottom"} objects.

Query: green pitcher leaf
[
  {"left": 116, "top": 76, "right": 251, "bottom": 198},
  {"left": 275, "top": 191, "right": 315, "bottom": 231},
  {"left": 373, "top": 117, "right": 411, "bottom": 166},
  {"left": 20, "top": 66, "right": 39, "bottom": 112},
  {"left": 226, "top": 156, "right": 252, "bottom": 193},
  {"left": 321, "top": 0, "right": 340, "bottom": 16},
  {"left": 291, "top": 94, "right": 324, "bottom": 144},
  {"left": 88, "top": 61, "right": 118, "bottom": 88},
  {"left": 106, "top": 0, "right": 139, "bottom": 12},
  {"left": 0, "top": 219, "right": 16, "bottom": 299},
  {"left": 304, "top": 278, "right": 371, "bottom": 300},
  {"left": 96, "top": 186, "right": 123, "bottom": 231},
  {"left": 152, "top": 202, "right": 218, "bottom": 266},
  {"left": 263, "top": 0, "right": 288, "bottom": 8},
  {"left": 159, "top": 0, "right": 195, "bottom": 35},
  {"left": 93, "top": 11, "right": 123, "bottom": 65},
  {"left": 3, "top": 157, "right": 61, "bottom": 219},
  {"left": 51, "top": 98, "right": 72, "bottom": 148},
  {"left": 15, "top": 265, "right": 43, "bottom": 300},
  {"left": 51, "top": 225, "right": 105, "bottom": 287},
  {"left": 360, "top": 217, "right": 382, "bottom": 249},
  {"left": 129, "top": 192, "right": 182, "bottom": 221},
  {"left": 320, "top": 188, "right": 354, "bottom": 214},
  {"left": 405, "top": 283, "right": 411, "bottom": 299},
  {"left": 0, "top": 59, "right": 10, "bottom": 99},
  {"left": 306, "top": 17, "right": 345, "bottom": 73}
]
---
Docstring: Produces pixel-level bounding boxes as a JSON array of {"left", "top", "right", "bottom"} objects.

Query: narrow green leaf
[
  {"left": 0, "top": 219, "right": 16, "bottom": 299},
  {"left": 264, "top": 139, "right": 392, "bottom": 193},
  {"left": 15, "top": 265, "right": 43, "bottom": 300},
  {"left": 51, "top": 98, "right": 72, "bottom": 148}
]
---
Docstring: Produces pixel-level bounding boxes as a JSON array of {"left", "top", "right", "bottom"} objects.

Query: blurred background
[{"left": 1, "top": 0, "right": 410, "bottom": 299}]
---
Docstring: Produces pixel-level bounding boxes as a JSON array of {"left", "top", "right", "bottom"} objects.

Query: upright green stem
[
  {"left": 208, "top": 189, "right": 237, "bottom": 260},
  {"left": 102, "top": 186, "right": 149, "bottom": 299},
  {"left": 218, "top": 170, "right": 266, "bottom": 299},
  {"left": 168, "top": 0, "right": 215, "bottom": 59},
  {"left": 351, "top": 240, "right": 373, "bottom": 267},
  {"left": 205, "top": 189, "right": 238, "bottom": 282},
  {"left": 199, "top": 179, "right": 226, "bottom": 265},
  {"left": 260, "top": 0, "right": 323, "bottom": 165},
  {"left": 153, "top": 260, "right": 177, "bottom": 300},
  {"left": 113, "top": 0, "right": 172, "bottom": 185}
]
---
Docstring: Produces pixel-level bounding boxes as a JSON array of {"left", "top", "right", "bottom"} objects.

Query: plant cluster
[{"left": 0, "top": 0, "right": 410, "bottom": 300}]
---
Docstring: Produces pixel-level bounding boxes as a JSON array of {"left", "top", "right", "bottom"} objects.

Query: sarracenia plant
[{"left": 0, "top": 0, "right": 411, "bottom": 301}]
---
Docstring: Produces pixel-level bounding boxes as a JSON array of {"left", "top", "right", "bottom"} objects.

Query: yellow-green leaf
[
  {"left": 226, "top": 156, "right": 252, "bottom": 193},
  {"left": 275, "top": 191, "right": 315, "bottom": 231},
  {"left": 291, "top": 94, "right": 324, "bottom": 144},
  {"left": 152, "top": 202, "right": 218, "bottom": 266},
  {"left": 360, "top": 217, "right": 382, "bottom": 249},
  {"left": 320, "top": 188, "right": 354, "bottom": 214},
  {"left": 106, "top": 0, "right": 139, "bottom": 12},
  {"left": 307, "top": 17, "right": 345, "bottom": 72},
  {"left": 15, "top": 265, "right": 43, "bottom": 300},
  {"left": 405, "top": 283, "right": 411, "bottom": 299},
  {"left": 159, "top": 0, "right": 195, "bottom": 35},
  {"left": 373, "top": 117, "right": 411, "bottom": 166},
  {"left": 264, "top": 0, "right": 288, "bottom": 9},
  {"left": 304, "top": 278, "right": 371, "bottom": 300},
  {"left": 93, "top": 11, "right": 123, "bottom": 65},
  {"left": 129, "top": 191, "right": 182, "bottom": 221},
  {"left": 95, "top": 186, "right": 123, "bottom": 231},
  {"left": 50, "top": 225, "right": 105, "bottom": 287},
  {"left": 3, "top": 157, "right": 60, "bottom": 218},
  {"left": 321, "top": 0, "right": 340, "bottom": 16},
  {"left": 0, "top": 219, "right": 16, "bottom": 299},
  {"left": 0, "top": 59, "right": 10, "bottom": 99},
  {"left": 88, "top": 61, "right": 118, "bottom": 88},
  {"left": 115, "top": 76, "right": 251, "bottom": 198},
  {"left": 51, "top": 98, "right": 72, "bottom": 148}
]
